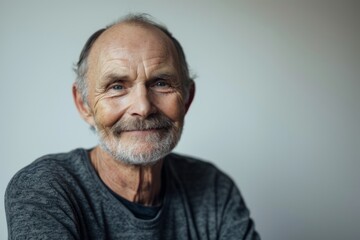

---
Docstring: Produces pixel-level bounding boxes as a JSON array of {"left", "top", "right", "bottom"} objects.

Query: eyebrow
[
  {"left": 152, "top": 73, "right": 177, "bottom": 80},
  {"left": 99, "top": 70, "right": 179, "bottom": 88},
  {"left": 101, "top": 73, "right": 129, "bottom": 86}
]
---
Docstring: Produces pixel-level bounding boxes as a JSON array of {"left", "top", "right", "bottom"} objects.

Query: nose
[{"left": 128, "top": 84, "right": 156, "bottom": 118}]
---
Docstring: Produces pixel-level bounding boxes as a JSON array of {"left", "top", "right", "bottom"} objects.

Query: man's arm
[
  {"left": 5, "top": 169, "right": 80, "bottom": 240},
  {"left": 217, "top": 180, "right": 260, "bottom": 240}
]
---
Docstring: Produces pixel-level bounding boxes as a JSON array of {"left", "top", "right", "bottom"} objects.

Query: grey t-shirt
[{"left": 5, "top": 149, "right": 260, "bottom": 239}]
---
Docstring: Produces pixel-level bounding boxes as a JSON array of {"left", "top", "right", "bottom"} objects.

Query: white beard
[{"left": 94, "top": 115, "right": 183, "bottom": 166}]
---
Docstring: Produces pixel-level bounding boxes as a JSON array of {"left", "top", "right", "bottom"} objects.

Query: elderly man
[{"left": 5, "top": 14, "right": 260, "bottom": 239}]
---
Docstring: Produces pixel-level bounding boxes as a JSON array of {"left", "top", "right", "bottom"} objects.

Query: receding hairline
[
  {"left": 91, "top": 14, "right": 176, "bottom": 52},
  {"left": 89, "top": 22, "right": 182, "bottom": 73},
  {"left": 74, "top": 14, "right": 193, "bottom": 104},
  {"left": 87, "top": 20, "right": 187, "bottom": 90},
  {"left": 92, "top": 20, "right": 178, "bottom": 54}
]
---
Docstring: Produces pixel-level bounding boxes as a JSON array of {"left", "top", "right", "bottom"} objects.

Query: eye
[
  {"left": 151, "top": 80, "right": 174, "bottom": 93},
  {"left": 154, "top": 80, "right": 169, "bottom": 88},
  {"left": 111, "top": 84, "right": 124, "bottom": 91}
]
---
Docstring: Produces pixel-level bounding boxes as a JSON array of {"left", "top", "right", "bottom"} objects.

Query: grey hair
[{"left": 74, "top": 13, "right": 194, "bottom": 104}]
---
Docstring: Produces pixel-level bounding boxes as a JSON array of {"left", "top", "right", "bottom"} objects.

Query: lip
[
  {"left": 123, "top": 127, "right": 163, "bottom": 132},
  {"left": 121, "top": 128, "right": 164, "bottom": 135}
]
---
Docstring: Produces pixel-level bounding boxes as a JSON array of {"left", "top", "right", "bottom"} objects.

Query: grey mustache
[{"left": 112, "top": 114, "right": 173, "bottom": 133}]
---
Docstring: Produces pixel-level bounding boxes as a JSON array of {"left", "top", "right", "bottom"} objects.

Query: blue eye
[
  {"left": 112, "top": 84, "right": 124, "bottom": 90},
  {"left": 150, "top": 80, "right": 175, "bottom": 94},
  {"left": 154, "top": 81, "right": 169, "bottom": 87}
]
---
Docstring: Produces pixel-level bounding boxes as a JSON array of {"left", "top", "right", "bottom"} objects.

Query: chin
[
  {"left": 112, "top": 147, "right": 170, "bottom": 166},
  {"left": 99, "top": 139, "right": 176, "bottom": 166},
  {"left": 96, "top": 125, "right": 182, "bottom": 166}
]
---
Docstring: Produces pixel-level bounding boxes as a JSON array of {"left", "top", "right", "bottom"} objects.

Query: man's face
[{"left": 84, "top": 24, "right": 189, "bottom": 165}]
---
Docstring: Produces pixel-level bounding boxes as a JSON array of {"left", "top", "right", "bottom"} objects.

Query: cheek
[
  {"left": 93, "top": 98, "right": 127, "bottom": 128},
  {"left": 93, "top": 92, "right": 186, "bottom": 128},
  {"left": 154, "top": 93, "right": 186, "bottom": 123}
]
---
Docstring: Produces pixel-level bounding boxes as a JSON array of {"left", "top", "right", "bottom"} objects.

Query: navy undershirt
[
  {"left": 108, "top": 187, "right": 162, "bottom": 220},
  {"left": 103, "top": 169, "right": 165, "bottom": 220}
]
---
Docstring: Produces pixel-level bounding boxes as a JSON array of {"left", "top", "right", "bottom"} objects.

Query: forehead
[{"left": 88, "top": 23, "right": 178, "bottom": 71}]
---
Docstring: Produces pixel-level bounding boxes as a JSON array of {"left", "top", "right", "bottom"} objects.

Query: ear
[
  {"left": 184, "top": 81, "right": 195, "bottom": 114},
  {"left": 72, "top": 83, "right": 95, "bottom": 127}
]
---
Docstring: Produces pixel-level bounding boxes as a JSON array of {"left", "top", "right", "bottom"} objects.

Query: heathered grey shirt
[{"left": 5, "top": 149, "right": 260, "bottom": 240}]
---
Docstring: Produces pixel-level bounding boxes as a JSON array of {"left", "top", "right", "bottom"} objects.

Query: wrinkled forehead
[{"left": 88, "top": 23, "right": 179, "bottom": 68}]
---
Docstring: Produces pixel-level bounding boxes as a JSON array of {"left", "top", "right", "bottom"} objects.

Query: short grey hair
[{"left": 74, "top": 13, "right": 194, "bottom": 104}]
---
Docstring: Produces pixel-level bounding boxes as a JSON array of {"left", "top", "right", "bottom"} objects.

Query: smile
[
  {"left": 121, "top": 128, "right": 166, "bottom": 135},
  {"left": 123, "top": 127, "right": 166, "bottom": 132}
]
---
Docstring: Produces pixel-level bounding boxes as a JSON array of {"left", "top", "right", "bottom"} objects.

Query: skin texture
[{"left": 73, "top": 23, "right": 194, "bottom": 205}]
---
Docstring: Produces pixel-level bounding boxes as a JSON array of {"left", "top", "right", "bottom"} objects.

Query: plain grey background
[{"left": 1, "top": 0, "right": 359, "bottom": 239}]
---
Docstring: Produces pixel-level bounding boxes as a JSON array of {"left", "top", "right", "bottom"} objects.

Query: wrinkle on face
[
  {"left": 92, "top": 57, "right": 182, "bottom": 122},
  {"left": 85, "top": 23, "right": 187, "bottom": 151},
  {"left": 81, "top": 22, "right": 193, "bottom": 205}
]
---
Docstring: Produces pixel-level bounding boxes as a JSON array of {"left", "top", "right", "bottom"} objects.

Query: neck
[{"left": 90, "top": 146, "right": 164, "bottom": 206}]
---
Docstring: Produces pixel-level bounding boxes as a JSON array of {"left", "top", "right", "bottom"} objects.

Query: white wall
[{"left": 1, "top": 1, "right": 359, "bottom": 239}]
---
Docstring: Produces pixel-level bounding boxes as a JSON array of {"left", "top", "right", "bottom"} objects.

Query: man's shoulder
[
  {"left": 16, "top": 148, "right": 86, "bottom": 175},
  {"left": 6, "top": 148, "right": 88, "bottom": 192},
  {"left": 167, "top": 152, "right": 218, "bottom": 171},
  {"left": 166, "top": 152, "right": 234, "bottom": 187}
]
